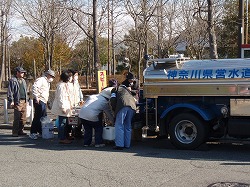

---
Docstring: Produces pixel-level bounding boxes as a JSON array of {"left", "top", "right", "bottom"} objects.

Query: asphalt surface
[
  {"left": 1, "top": 91, "right": 250, "bottom": 187},
  {"left": 0, "top": 128, "right": 250, "bottom": 187}
]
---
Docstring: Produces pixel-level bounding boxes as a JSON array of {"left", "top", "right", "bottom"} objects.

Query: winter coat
[
  {"left": 68, "top": 81, "right": 83, "bottom": 107},
  {"left": 79, "top": 94, "right": 114, "bottom": 122},
  {"left": 51, "top": 82, "right": 72, "bottom": 117},
  {"left": 7, "top": 76, "right": 28, "bottom": 105},
  {"left": 32, "top": 76, "right": 50, "bottom": 103},
  {"left": 110, "top": 85, "right": 137, "bottom": 115}
]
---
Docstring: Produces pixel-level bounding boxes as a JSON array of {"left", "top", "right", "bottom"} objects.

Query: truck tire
[{"left": 169, "top": 113, "right": 207, "bottom": 150}]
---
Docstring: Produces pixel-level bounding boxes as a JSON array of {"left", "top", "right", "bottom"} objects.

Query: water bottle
[{"left": 142, "top": 126, "right": 148, "bottom": 138}]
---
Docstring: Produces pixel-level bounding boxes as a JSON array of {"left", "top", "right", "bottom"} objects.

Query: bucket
[
  {"left": 102, "top": 126, "right": 115, "bottom": 141},
  {"left": 42, "top": 122, "right": 54, "bottom": 139}
]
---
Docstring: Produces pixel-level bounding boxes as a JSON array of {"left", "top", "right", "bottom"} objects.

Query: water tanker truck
[{"left": 142, "top": 57, "right": 250, "bottom": 149}]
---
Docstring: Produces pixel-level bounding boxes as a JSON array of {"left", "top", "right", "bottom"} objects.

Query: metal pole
[
  {"left": 111, "top": 0, "right": 115, "bottom": 75},
  {"left": 4, "top": 99, "right": 9, "bottom": 123},
  {"left": 8, "top": 45, "right": 10, "bottom": 80},
  {"left": 155, "top": 98, "right": 158, "bottom": 130},
  {"left": 107, "top": 0, "right": 110, "bottom": 75},
  {"left": 238, "top": 0, "right": 244, "bottom": 58},
  {"left": 246, "top": 0, "right": 249, "bottom": 44},
  {"left": 146, "top": 98, "right": 148, "bottom": 127},
  {"left": 242, "top": 0, "right": 245, "bottom": 45}
]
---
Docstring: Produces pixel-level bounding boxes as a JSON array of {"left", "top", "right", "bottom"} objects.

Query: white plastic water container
[
  {"left": 41, "top": 117, "right": 54, "bottom": 139},
  {"left": 42, "top": 122, "right": 54, "bottom": 139},
  {"left": 102, "top": 126, "right": 115, "bottom": 141}
]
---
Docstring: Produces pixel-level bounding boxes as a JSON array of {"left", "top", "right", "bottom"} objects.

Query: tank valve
[{"left": 220, "top": 106, "right": 228, "bottom": 117}]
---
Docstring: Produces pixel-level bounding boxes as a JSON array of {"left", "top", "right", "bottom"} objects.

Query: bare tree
[
  {"left": 14, "top": 0, "right": 71, "bottom": 70},
  {"left": 124, "top": 0, "right": 168, "bottom": 80},
  {"left": 105, "top": 0, "right": 124, "bottom": 75},
  {"left": 154, "top": 0, "right": 182, "bottom": 57},
  {"left": 207, "top": 0, "right": 218, "bottom": 59},
  {"left": 0, "top": 0, "right": 12, "bottom": 89},
  {"left": 67, "top": 0, "right": 113, "bottom": 89},
  {"left": 193, "top": 0, "right": 220, "bottom": 59}
]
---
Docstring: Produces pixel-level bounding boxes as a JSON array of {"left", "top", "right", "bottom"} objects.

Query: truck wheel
[{"left": 169, "top": 113, "right": 207, "bottom": 150}]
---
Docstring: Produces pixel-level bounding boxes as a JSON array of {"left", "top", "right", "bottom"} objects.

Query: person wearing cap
[
  {"left": 7, "top": 66, "right": 28, "bottom": 137},
  {"left": 110, "top": 84, "right": 137, "bottom": 150},
  {"left": 122, "top": 72, "right": 139, "bottom": 98},
  {"left": 29, "top": 69, "right": 55, "bottom": 140},
  {"left": 78, "top": 87, "right": 115, "bottom": 147}
]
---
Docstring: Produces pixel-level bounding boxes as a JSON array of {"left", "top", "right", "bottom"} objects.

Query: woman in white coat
[{"left": 51, "top": 71, "right": 73, "bottom": 144}]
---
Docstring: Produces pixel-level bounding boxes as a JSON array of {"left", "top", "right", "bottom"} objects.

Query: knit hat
[{"left": 99, "top": 87, "right": 113, "bottom": 99}]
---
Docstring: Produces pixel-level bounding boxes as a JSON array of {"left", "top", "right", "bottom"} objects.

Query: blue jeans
[
  {"left": 115, "top": 107, "right": 135, "bottom": 148},
  {"left": 30, "top": 100, "right": 47, "bottom": 134},
  {"left": 80, "top": 118, "right": 103, "bottom": 145},
  {"left": 58, "top": 116, "right": 68, "bottom": 140}
]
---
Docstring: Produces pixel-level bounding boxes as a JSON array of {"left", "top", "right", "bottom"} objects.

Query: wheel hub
[
  {"left": 184, "top": 127, "right": 193, "bottom": 135},
  {"left": 175, "top": 120, "right": 197, "bottom": 144}
]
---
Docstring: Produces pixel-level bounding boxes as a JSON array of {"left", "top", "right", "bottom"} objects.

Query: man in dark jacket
[
  {"left": 110, "top": 85, "right": 137, "bottom": 150},
  {"left": 121, "top": 72, "right": 139, "bottom": 96},
  {"left": 7, "top": 67, "right": 28, "bottom": 137}
]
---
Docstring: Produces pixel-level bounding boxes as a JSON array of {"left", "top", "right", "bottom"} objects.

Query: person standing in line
[
  {"left": 110, "top": 84, "right": 137, "bottom": 150},
  {"left": 78, "top": 87, "right": 115, "bottom": 147},
  {"left": 51, "top": 71, "right": 73, "bottom": 144},
  {"left": 65, "top": 70, "right": 78, "bottom": 139},
  {"left": 29, "top": 69, "right": 55, "bottom": 140},
  {"left": 69, "top": 69, "right": 84, "bottom": 107},
  {"left": 68, "top": 70, "right": 85, "bottom": 138},
  {"left": 122, "top": 72, "right": 140, "bottom": 101},
  {"left": 7, "top": 67, "right": 28, "bottom": 137}
]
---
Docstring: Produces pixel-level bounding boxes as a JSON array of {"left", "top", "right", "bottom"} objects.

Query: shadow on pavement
[{"left": 1, "top": 129, "right": 250, "bottom": 164}]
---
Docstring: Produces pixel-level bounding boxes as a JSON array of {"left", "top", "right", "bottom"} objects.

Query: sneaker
[
  {"left": 83, "top": 144, "right": 90, "bottom": 147},
  {"left": 29, "top": 133, "right": 38, "bottom": 140},
  {"left": 95, "top": 144, "right": 105, "bottom": 148},
  {"left": 37, "top": 133, "right": 42, "bottom": 138}
]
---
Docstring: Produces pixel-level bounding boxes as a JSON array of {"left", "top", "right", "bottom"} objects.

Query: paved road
[{"left": 0, "top": 129, "right": 250, "bottom": 187}]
